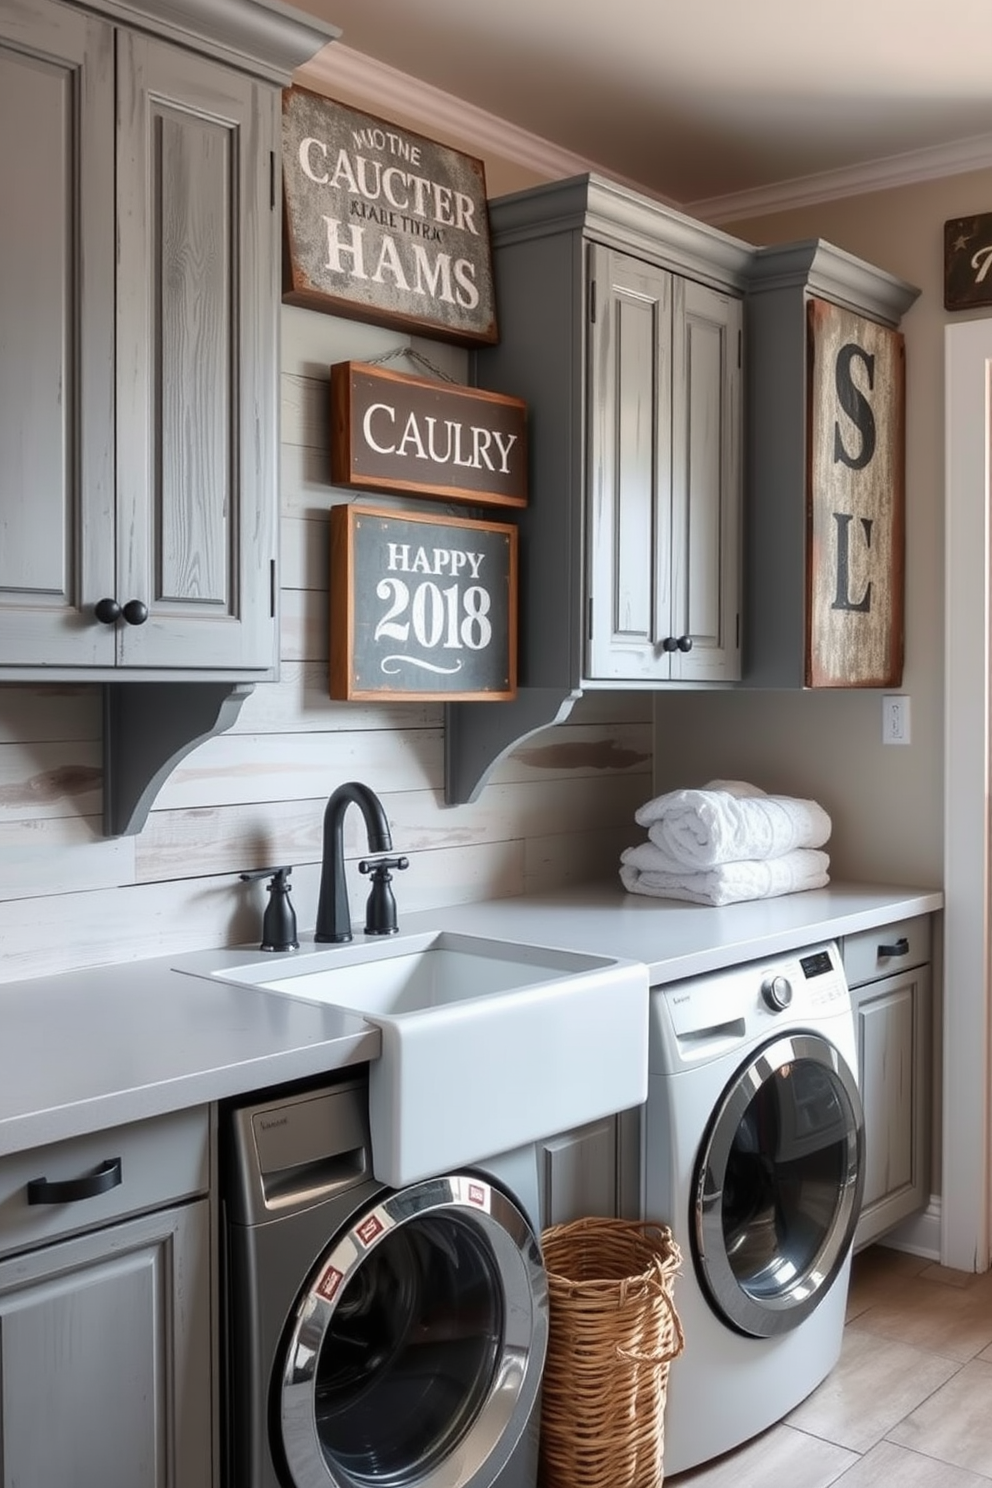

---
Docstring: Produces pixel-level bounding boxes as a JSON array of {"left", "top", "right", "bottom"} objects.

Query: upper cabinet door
[
  {"left": 0, "top": 0, "right": 116, "bottom": 666},
  {"left": 586, "top": 245, "right": 674, "bottom": 681},
  {"left": 669, "top": 278, "right": 742, "bottom": 682},
  {"left": 585, "top": 247, "right": 741, "bottom": 684},
  {"left": 115, "top": 32, "right": 278, "bottom": 670}
]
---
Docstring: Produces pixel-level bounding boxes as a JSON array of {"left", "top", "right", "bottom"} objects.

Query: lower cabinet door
[
  {"left": 0, "top": 1199, "right": 212, "bottom": 1488},
  {"left": 539, "top": 1116, "right": 619, "bottom": 1229},
  {"left": 853, "top": 964, "right": 932, "bottom": 1249}
]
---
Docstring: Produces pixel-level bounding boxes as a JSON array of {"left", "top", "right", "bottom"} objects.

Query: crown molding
[
  {"left": 297, "top": 43, "right": 992, "bottom": 226},
  {"left": 687, "top": 131, "right": 992, "bottom": 226},
  {"left": 295, "top": 44, "right": 681, "bottom": 209}
]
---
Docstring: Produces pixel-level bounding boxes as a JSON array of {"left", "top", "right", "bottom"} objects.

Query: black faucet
[{"left": 314, "top": 782, "right": 407, "bottom": 943}]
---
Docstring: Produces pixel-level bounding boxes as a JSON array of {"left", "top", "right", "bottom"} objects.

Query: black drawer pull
[
  {"left": 27, "top": 1157, "right": 123, "bottom": 1206},
  {"left": 878, "top": 937, "right": 910, "bottom": 959}
]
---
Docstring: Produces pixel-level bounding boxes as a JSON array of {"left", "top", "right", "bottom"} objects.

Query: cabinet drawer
[
  {"left": 842, "top": 916, "right": 931, "bottom": 988},
  {"left": 0, "top": 1106, "right": 209, "bottom": 1259}
]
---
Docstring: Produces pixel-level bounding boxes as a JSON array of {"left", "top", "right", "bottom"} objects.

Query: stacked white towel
[{"left": 620, "top": 780, "right": 832, "bottom": 906}]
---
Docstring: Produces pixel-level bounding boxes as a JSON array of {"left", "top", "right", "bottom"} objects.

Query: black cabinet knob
[
  {"left": 122, "top": 600, "right": 149, "bottom": 626},
  {"left": 94, "top": 597, "right": 121, "bottom": 624},
  {"left": 662, "top": 636, "right": 678, "bottom": 652},
  {"left": 677, "top": 635, "right": 693, "bottom": 653}
]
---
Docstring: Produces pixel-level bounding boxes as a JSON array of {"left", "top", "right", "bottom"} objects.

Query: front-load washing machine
[
  {"left": 640, "top": 941, "right": 864, "bottom": 1475},
  {"left": 221, "top": 1074, "right": 548, "bottom": 1488}
]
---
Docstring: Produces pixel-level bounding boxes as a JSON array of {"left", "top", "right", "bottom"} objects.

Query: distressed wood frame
[
  {"left": 330, "top": 502, "right": 517, "bottom": 701},
  {"left": 806, "top": 297, "right": 905, "bottom": 688},
  {"left": 282, "top": 87, "right": 498, "bottom": 345},
  {"left": 330, "top": 361, "right": 528, "bottom": 508}
]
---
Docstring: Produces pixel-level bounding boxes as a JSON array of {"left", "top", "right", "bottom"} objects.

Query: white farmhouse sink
[{"left": 211, "top": 931, "right": 649, "bottom": 1187}]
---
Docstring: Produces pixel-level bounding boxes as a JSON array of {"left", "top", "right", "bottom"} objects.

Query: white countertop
[
  {"left": 0, "top": 879, "right": 942, "bottom": 1158},
  {"left": 400, "top": 879, "right": 943, "bottom": 983}
]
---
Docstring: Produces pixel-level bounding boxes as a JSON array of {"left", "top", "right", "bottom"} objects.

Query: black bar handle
[
  {"left": 27, "top": 1157, "right": 123, "bottom": 1206},
  {"left": 878, "top": 937, "right": 910, "bottom": 958}
]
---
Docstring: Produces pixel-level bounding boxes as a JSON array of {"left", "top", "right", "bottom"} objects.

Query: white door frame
[{"left": 943, "top": 317, "right": 992, "bottom": 1271}]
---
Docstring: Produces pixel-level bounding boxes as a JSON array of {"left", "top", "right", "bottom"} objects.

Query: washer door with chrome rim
[
  {"left": 276, "top": 1173, "right": 548, "bottom": 1488},
  {"left": 693, "top": 1032, "right": 864, "bottom": 1339}
]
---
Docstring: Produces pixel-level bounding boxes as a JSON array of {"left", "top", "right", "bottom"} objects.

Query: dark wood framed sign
[
  {"left": 330, "top": 362, "right": 527, "bottom": 509},
  {"left": 806, "top": 297, "right": 905, "bottom": 688},
  {"left": 330, "top": 503, "right": 517, "bottom": 701},
  {"left": 944, "top": 213, "right": 992, "bottom": 311},
  {"left": 282, "top": 87, "right": 498, "bottom": 346}
]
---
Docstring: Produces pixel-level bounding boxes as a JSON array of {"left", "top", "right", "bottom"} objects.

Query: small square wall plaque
[{"left": 944, "top": 213, "right": 992, "bottom": 311}]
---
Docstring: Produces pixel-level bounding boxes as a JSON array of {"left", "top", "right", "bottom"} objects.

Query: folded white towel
[
  {"left": 619, "top": 846, "right": 830, "bottom": 907},
  {"left": 634, "top": 780, "right": 831, "bottom": 868}
]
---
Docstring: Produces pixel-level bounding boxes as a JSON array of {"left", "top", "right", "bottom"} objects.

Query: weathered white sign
[
  {"left": 807, "top": 297, "right": 905, "bottom": 688},
  {"left": 283, "top": 88, "right": 498, "bottom": 345}
]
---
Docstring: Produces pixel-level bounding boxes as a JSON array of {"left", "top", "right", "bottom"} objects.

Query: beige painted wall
[{"left": 651, "top": 170, "right": 992, "bottom": 889}]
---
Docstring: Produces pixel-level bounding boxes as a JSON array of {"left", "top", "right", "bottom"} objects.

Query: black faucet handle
[
  {"left": 239, "top": 867, "right": 299, "bottom": 952},
  {"left": 359, "top": 856, "right": 408, "bottom": 936},
  {"left": 358, "top": 856, "right": 409, "bottom": 876},
  {"left": 239, "top": 865, "right": 293, "bottom": 884}
]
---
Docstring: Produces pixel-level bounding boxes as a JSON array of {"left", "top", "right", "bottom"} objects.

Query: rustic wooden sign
[
  {"left": 282, "top": 87, "right": 498, "bottom": 345},
  {"left": 330, "top": 503, "right": 517, "bottom": 701},
  {"left": 330, "top": 362, "right": 527, "bottom": 509},
  {"left": 944, "top": 213, "right": 992, "bottom": 311},
  {"left": 806, "top": 297, "right": 905, "bottom": 688}
]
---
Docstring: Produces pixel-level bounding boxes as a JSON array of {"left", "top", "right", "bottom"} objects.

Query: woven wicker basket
[{"left": 538, "top": 1217, "right": 684, "bottom": 1488}]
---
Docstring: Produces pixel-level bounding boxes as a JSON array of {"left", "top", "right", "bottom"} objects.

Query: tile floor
[{"left": 665, "top": 1245, "right": 992, "bottom": 1486}]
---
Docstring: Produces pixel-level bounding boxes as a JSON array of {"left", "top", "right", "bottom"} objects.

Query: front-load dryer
[
  {"left": 641, "top": 942, "right": 864, "bottom": 1475},
  {"left": 221, "top": 1074, "right": 548, "bottom": 1488}
]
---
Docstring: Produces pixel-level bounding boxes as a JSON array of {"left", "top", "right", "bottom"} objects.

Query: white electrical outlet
[{"left": 882, "top": 694, "right": 911, "bottom": 745}]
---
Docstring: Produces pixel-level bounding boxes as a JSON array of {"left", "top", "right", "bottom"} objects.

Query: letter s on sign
[{"left": 832, "top": 343, "right": 876, "bottom": 472}]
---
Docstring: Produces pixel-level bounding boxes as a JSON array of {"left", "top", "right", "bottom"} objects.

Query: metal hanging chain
[{"left": 366, "top": 346, "right": 458, "bottom": 383}]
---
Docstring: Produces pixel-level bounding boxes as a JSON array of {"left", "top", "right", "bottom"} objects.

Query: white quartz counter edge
[
  {"left": 0, "top": 879, "right": 941, "bottom": 1159},
  {"left": 0, "top": 962, "right": 380, "bottom": 1158},
  {"left": 397, "top": 880, "right": 944, "bottom": 984}
]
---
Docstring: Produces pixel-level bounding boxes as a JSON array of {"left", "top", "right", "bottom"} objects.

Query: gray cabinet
[
  {"left": 0, "top": 1106, "right": 213, "bottom": 1487},
  {"left": 0, "top": 0, "right": 115, "bottom": 671},
  {"left": 587, "top": 250, "right": 742, "bottom": 684},
  {"left": 539, "top": 1117, "right": 619, "bottom": 1230},
  {"left": 538, "top": 1109, "right": 642, "bottom": 1230},
  {"left": 0, "top": 0, "right": 281, "bottom": 679},
  {"left": 843, "top": 916, "right": 932, "bottom": 1249},
  {"left": 448, "top": 173, "right": 751, "bottom": 803},
  {"left": 0, "top": 0, "right": 334, "bottom": 833}
]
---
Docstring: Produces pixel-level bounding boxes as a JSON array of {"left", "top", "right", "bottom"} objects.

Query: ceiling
[{"left": 293, "top": 0, "right": 992, "bottom": 213}]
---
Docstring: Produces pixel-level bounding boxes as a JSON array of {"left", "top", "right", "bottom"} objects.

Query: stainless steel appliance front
[{"left": 221, "top": 1075, "right": 547, "bottom": 1488}]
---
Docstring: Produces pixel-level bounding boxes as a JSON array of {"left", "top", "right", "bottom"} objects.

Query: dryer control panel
[{"left": 650, "top": 941, "right": 852, "bottom": 1072}]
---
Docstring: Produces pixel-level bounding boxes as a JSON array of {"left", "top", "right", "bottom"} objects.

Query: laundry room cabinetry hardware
[
  {"left": 0, "top": 1105, "right": 213, "bottom": 1487},
  {"left": 843, "top": 914, "right": 932, "bottom": 1249},
  {"left": 743, "top": 240, "right": 920, "bottom": 689},
  {"left": 0, "top": 0, "right": 336, "bottom": 834},
  {"left": 446, "top": 172, "right": 751, "bottom": 804}
]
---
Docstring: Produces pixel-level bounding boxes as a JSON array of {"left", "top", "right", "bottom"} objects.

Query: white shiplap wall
[{"left": 0, "top": 307, "right": 651, "bottom": 985}]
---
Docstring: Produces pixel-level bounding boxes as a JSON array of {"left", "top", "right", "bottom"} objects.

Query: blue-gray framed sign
[
  {"left": 330, "top": 503, "right": 517, "bottom": 700},
  {"left": 283, "top": 88, "right": 498, "bottom": 345}
]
